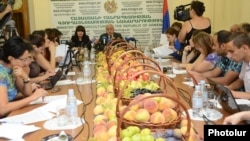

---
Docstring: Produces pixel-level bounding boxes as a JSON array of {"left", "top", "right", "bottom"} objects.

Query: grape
[
  {"left": 164, "top": 137, "right": 176, "bottom": 141},
  {"left": 164, "top": 129, "right": 174, "bottom": 137}
]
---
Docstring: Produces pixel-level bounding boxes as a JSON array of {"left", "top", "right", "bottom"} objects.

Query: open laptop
[
  {"left": 213, "top": 83, "right": 250, "bottom": 114},
  {"left": 41, "top": 70, "right": 63, "bottom": 90}
]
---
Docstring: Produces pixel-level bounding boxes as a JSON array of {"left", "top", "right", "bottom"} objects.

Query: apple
[{"left": 140, "top": 128, "right": 151, "bottom": 135}]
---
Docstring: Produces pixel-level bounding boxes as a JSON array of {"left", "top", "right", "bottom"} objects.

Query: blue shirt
[
  {"left": 0, "top": 64, "right": 17, "bottom": 101},
  {"left": 205, "top": 52, "right": 221, "bottom": 65},
  {"left": 215, "top": 56, "right": 242, "bottom": 76},
  {"left": 170, "top": 39, "right": 182, "bottom": 61}
]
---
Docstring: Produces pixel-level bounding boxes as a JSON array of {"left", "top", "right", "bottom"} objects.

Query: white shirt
[
  {"left": 239, "top": 62, "right": 250, "bottom": 92},
  {"left": 55, "top": 44, "right": 71, "bottom": 66}
]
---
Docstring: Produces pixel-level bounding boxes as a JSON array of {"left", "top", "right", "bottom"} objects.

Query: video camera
[
  {"left": 174, "top": 3, "right": 191, "bottom": 21},
  {"left": 60, "top": 40, "right": 75, "bottom": 49}
]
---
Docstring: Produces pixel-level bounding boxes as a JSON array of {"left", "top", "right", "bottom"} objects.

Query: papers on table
[
  {"left": 0, "top": 108, "right": 55, "bottom": 125},
  {"left": 152, "top": 44, "right": 173, "bottom": 58},
  {"left": 0, "top": 124, "right": 40, "bottom": 141},
  {"left": 236, "top": 99, "right": 250, "bottom": 105},
  {"left": 0, "top": 95, "right": 83, "bottom": 124}
]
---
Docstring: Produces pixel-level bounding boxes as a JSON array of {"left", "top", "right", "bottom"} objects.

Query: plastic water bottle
[
  {"left": 66, "top": 89, "right": 78, "bottom": 124},
  {"left": 200, "top": 80, "right": 208, "bottom": 108},
  {"left": 192, "top": 85, "right": 203, "bottom": 118},
  {"left": 90, "top": 47, "right": 95, "bottom": 63},
  {"left": 83, "top": 61, "right": 91, "bottom": 82}
]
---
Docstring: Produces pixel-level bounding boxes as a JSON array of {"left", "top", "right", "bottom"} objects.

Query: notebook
[
  {"left": 214, "top": 84, "right": 250, "bottom": 114},
  {"left": 41, "top": 70, "right": 63, "bottom": 90}
]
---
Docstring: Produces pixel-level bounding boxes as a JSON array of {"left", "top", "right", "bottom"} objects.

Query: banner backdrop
[{"left": 50, "top": 0, "right": 166, "bottom": 49}]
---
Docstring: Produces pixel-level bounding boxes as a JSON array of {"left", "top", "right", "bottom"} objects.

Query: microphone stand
[{"left": 60, "top": 46, "right": 81, "bottom": 72}]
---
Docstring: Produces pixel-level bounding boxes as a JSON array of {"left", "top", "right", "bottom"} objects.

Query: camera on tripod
[{"left": 174, "top": 3, "right": 191, "bottom": 21}]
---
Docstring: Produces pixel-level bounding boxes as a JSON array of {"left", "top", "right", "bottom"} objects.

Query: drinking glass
[{"left": 206, "top": 91, "right": 217, "bottom": 119}]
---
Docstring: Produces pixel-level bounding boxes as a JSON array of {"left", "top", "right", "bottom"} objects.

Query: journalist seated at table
[{"left": 0, "top": 36, "right": 48, "bottom": 118}]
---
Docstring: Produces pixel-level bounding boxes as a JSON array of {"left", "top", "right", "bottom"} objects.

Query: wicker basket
[
  {"left": 104, "top": 39, "right": 134, "bottom": 57},
  {"left": 113, "top": 63, "right": 161, "bottom": 100},
  {"left": 116, "top": 94, "right": 191, "bottom": 141},
  {"left": 117, "top": 70, "right": 179, "bottom": 104},
  {"left": 107, "top": 49, "right": 145, "bottom": 75}
]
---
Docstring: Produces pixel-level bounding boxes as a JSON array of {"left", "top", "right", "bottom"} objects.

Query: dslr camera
[{"left": 174, "top": 3, "right": 191, "bottom": 21}]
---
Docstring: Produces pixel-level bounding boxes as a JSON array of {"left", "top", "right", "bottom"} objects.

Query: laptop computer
[
  {"left": 41, "top": 70, "right": 63, "bottom": 90},
  {"left": 214, "top": 84, "right": 250, "bottom": 114}
]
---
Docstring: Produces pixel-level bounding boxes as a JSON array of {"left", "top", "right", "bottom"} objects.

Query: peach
[
  {"left": 150, "top": 112, "right": 165, "bottom": 124},
  {"left": 104, "top": 109, "right": 116, "bottom": 120},
  {"left": 123, "top": 110, "right": 136, "bottom": 121},
  {"left": 135, "top": 109, "right": 150, "bottom": 122},
  {"left": 143, "top": 98, "right": 159, "bottom": 113},
  {"left": 94, "top": 115, "right": 108, "bottom": 126},
  {"left": 108, "top": 136, "right": 117, "bottom": 141},
  {"left": 162, "top": 108, "right": 178, "bottom": 122},
  {"left": 106, "top": 120, "right": 117, "bottom": 129},
  {"left": 93, "top": 124, "right": 107, "bottom": 135},
  {"left": 107, "top": 125, "right": 117, "bottom": 137},
  {"left": 96, "top": 96, "right": 106, "bottom": 105},
  {"left": 160, "top": 98, "right": 176, "bottom": 109},
  {"left": 93, "top": 130, "right": 109, "bottom": 141},
  {"left": 97, "top": 87, "right": 107, "bottom": 96},
  {"left": 94, "top": 105, "right": 104, "bottom": 115}
]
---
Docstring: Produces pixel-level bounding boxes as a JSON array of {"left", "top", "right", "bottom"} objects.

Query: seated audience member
[
  {"left": 230, "top": 24, "right": 240, "bottom": 32},
  {"left": 165, "top": 27, "right": 182, "bottom": 61},
  {"left": 223, "top": 111, "right": 250, "bottom": 125},
  {"left": 170, "top": 22, "right": 182, "bottom": 34},
  {"left": 55, "top": 41, "right": 72, "bottom": 68},
  {"left": 226, "top": 32, "right": 250, "bottom": 99},
  {"left": 28, "top": 34, "right": 56, "bottom": 83},
  {"left": 0, "top": 36, "right": 47, "bottom": 118},
  {"left": 32, "top": 29, "right": 57, "bottom": 71},
  {"left": 182, "top": 30, "right": 201, "bottom": 64},
  {"left": 188, "top": 30, "right": 242, "bottom": 86},
  {"left": 178, "top": 1, "right": 211, "bottom": 47},
  {"left": 239, "top": 22, "right": 250, "bottom": 34},
  {"left": 179, "top": 32, "right": 218, "bottom": 72},
  {"left": 98, "top": 23, "right": 123, "bottom": 45},
  {"left": 71, "top": 25, "right": 91, "bottom": 50}
]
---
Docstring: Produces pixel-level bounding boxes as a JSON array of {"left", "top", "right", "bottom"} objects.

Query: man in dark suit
[{"left": 98, "top": 23, "right": 123, "bottom": 46}]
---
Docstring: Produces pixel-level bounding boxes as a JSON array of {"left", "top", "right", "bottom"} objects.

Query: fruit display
[{"left": 90, "top": 51, "right": 201, "bottom": 141}]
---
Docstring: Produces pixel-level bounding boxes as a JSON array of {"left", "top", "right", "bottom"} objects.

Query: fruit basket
[
  {"left": 107, "top": 49, "right": 145, "bottom": 75},
  {"left": 113, "top": 62, "right": 162, "bottom": 99},
  {"left": 104, "top": 39, "right": 135, "bottom": 58},
  {"left": 116, "top": 94, "right": 191, "bottom": 141},
  {"left": 117, "top": 69, "right": 179, "bottom": 103}
]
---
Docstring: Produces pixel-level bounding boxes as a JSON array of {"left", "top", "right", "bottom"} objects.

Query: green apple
[
  {"left": 131, "top": 134, "right": 141, "bottom": 141},
  {"left": 122, "top": 137, "right": 132, "bottom": 141},
  {"left": 121, "top": 129, "right": 133, "bottom": 138},
  {"left": 127, "top": 126, "right": 140, "bottom": 135},
  {"left": 140, "top": 128, "right": 151, "bottom": 135},
  {"left": 140, "top": 134, "right": 154, "bottom": 141},
  {"left": 155, "top": 137, "right": 165, "bottom": 141}
]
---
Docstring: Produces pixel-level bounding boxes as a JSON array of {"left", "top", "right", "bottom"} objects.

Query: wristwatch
[{"left": 23, "top": 77, "right": 30, "bottom": 83}]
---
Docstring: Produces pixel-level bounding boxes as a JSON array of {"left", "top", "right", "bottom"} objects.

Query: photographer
[{"left": 178, "top": 1, "right": 211, "bottom": 46}]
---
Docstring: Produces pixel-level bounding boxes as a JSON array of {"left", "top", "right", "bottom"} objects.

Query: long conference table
[{"left": 0, "top": 60, "right": 231, "bottom": 141}]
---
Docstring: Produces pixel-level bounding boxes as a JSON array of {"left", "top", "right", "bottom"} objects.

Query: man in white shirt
[{"left": 226, "top": 32, "right": 250, "bottom": 99}]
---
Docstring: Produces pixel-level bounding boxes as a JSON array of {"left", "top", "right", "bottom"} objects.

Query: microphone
[
  {"left": 125, "top": 37, "right": 136, "bottom": 42},
  {"left": 102, "top": 36, "right": 107, "bottom": 45}
]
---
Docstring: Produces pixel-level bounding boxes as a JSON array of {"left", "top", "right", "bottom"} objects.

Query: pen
[{"left": 0, "top": 121, "right": 24, "bottom": 124}]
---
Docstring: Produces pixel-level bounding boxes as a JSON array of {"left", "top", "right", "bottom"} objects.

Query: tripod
[{"left": 60, "top": 46, "right": 81, "bottom": 72}]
